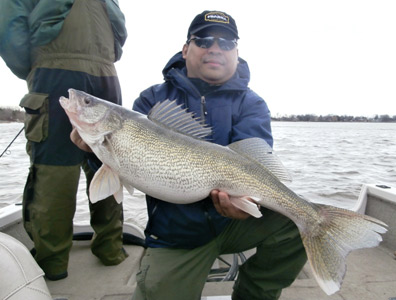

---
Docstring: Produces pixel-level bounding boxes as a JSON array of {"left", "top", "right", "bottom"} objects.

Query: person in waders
[{"left": 0, "top": 0, "right": 128, "bottom": 280}]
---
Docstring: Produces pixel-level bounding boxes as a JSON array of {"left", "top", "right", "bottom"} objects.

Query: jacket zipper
[{"left": 201, "top": 96, "right": 207, "bottom": 123}]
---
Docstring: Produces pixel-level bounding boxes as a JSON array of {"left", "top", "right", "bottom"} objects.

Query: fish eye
[{"left": 84, "top": 97, "right": 91, "bottom": 105}]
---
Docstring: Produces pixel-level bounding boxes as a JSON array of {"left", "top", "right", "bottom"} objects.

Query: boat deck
[{"left": 45, "top": 241, "right": 396, "bottom": 300}]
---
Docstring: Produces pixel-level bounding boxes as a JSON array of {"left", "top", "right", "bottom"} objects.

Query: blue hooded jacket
[{"left": 133, "top": 51, "right": 273, "bottom": 249}]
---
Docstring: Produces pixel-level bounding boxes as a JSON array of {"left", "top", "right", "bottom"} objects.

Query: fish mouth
[
  {"left": 59, "top": 95, "right": 70, "bottom": 110},
  {"left": 59, "top": 89, "right": 81, "bottom": 128},
  {"left": 59, "top": 89, "right": 78, "bottom": 112}
]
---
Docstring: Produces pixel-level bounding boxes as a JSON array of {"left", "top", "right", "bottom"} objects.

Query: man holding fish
[
  {"left": 67, "top": 8, "right": 387, "bottom": 299},
  {"left": 71, "top": 10, "right": 307, "bottom": 300}
]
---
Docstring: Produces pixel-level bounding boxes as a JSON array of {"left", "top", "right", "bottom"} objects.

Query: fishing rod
[{"left": 0, "top": 126, "right": 24, "bottom": 158}]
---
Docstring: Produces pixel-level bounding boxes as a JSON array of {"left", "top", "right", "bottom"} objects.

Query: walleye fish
[{"left": 60, "top": 89, "right": 387, "bottom": 296}]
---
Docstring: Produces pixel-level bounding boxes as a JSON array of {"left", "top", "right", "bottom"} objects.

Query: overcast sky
[{"left": 1, "top": 0, "right": 395, "bottom": 117}]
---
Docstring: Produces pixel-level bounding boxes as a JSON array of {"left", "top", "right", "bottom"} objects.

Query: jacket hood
[{"left": 162, "top": 51, "right": 251, "bottom": 91}]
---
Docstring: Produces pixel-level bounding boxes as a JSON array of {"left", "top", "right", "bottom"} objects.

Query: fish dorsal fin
[
  {"left": 148, "top": 100, "right": 212, "bottom": 139},
  {"left": 228, "top": 138, "right": 292, "bottom": 182}
]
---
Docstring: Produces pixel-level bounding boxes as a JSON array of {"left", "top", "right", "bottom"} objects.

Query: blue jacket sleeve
[
  {"left": 0, "top": 0, "right": 37, "bottom": 79},
  {"left": 231, "top": 89, "right": 273, "bottom": 148}
]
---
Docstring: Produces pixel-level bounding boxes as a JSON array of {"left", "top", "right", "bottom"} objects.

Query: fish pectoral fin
[
  {"left": 89, "top": 164, "right": 122, "bottom": 203},
  {"left": 122, "top": 181, "right": 135, "bottom": 196},
  {"left": 113, "top": 186, "right": 124, "bottom": 204},
  {"left": 229, "top": 196, "right": 262, "bottom": 218}
]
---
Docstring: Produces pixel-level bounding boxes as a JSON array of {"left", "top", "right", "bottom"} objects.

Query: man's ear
[{"left": 182, "top": 44, "right": 188, "bottom": 59}]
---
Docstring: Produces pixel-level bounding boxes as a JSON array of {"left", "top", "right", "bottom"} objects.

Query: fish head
[{"left": 59, "top": 89, "right": 123, "bottom": 146}]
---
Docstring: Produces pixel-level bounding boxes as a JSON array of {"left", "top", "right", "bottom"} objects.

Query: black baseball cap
[{"left": 187, "top": 11, "right": 239, "bottom": 40}]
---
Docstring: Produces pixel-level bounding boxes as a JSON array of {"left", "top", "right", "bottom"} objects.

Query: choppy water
[
  {"left": 271, "top": 122, "right": 396, "bottom": 208},
  {"left": 1, "top": 122, "right": 395, "bottom": 229}
]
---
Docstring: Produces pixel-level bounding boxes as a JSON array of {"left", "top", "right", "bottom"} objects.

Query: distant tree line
[
  {"left": 0, "top": 106, "right": 395, "bottom": 123},
  {"left": 271, "top": 114, "right": 396, "bottom": 122},
  {"left": 0, "top": 107, "right": 24, "bottom": 122}
]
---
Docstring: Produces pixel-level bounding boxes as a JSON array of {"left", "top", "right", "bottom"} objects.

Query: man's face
[{"left": 182, "top": 29, "right": 239, "bottom": 85}]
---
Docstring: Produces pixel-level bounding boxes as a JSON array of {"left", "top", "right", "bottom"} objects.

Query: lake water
[{"left": 1, "top": 121, "right": 395, "bottom": 230}]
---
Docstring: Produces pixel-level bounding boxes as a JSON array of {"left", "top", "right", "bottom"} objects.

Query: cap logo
[{"left": 204, "top": 12, "right": 229, "bottom": 24}]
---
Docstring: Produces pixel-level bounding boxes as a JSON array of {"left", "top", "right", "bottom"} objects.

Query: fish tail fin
[{"left": 301, "top": 205, "right": 387, "bottom": 295}]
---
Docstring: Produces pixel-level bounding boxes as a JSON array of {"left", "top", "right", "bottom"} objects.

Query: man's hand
[
  {"left": 70, "top": 128, "right": 92, "bottom": 152},
  {"left": 211, "top": 190, "right": 250, "bottom": 220}
]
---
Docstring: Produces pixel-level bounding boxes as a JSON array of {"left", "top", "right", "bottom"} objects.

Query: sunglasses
[{"left": 187, "top": 36, "right": 238, "bottom": 51}]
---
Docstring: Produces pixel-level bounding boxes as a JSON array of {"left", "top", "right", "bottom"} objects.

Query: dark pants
[{"left": 133, "top": 209, "right": 307, "bottom": 300}]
